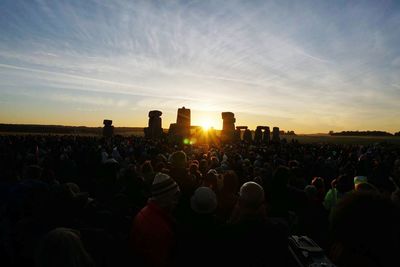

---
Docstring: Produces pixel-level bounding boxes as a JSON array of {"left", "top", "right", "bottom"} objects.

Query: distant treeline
[
  {"left": 330, "top": 131, "right": 398, "bottom": 137},
  {"left": 281, "top": 130, "right": 296, "bottom": 136},
  {"left": 0, "top": 124, "right": 144, "bottom": 135}
]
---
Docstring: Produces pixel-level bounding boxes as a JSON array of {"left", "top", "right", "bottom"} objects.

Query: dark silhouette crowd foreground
[{"left": 1, "top": 135, "right": 400, "bottom": 267}]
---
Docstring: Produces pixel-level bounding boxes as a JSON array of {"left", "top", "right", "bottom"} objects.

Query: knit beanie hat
[
  {"left": 191, "top": 187, "right": 217, "bottom": 214},
  {"left": 151, "top": 172, "right": 180, "bottom": 203}
]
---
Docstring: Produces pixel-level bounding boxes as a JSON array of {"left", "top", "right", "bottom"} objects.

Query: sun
[
  {"left": 193, "top": 112, "right": 219, "bottom": 132},
  {"left": 200, "top": 120, "right": 212, "bottom": 131}
]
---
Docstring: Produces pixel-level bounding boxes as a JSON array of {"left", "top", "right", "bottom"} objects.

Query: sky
[{"left": 0, "top": 0, "right": 399, "bottom": 133}]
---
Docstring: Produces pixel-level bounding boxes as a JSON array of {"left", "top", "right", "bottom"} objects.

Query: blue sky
[{"left": 0, "top": 0, "right": 399, "bottom": 133}]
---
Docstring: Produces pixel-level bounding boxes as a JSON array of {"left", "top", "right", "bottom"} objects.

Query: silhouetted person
[
  {"left": 141, "top": 160, "right": 155, "bottom": 190},
  {"left": 311, "top": 177, "right": 326, "bottom": 203},
  {"left": 168, "top": 151, "right": 195, "bottom": 222},
  {"left": 188, "top": 162, "right": 202, "bottom": 187},
  {"left": 169, "top": 151, "right": 195, "bottom": 195},
  {"left": 299, "top": 185, "right": 329, "bottom": 249},
  {"left": 224, "top": 182, "right": 288, "bottom": 266},
  {"left": 118, "top": 165, "right": 147, "bottom": 216},
  {"left": 130, "top": 173, "right": 180, "bottom": 267},
  {"left": 324, "top": 174, "right": 354, "bottom": 213},
  {"left": 217, "top": 170, "right": 239, "bottom": 221},
  {"left": 176, "top": 187, "right": 221, "bottom": 266},
  {"left": 330, "top": 192, "right": 400, "bottom": 267},
  {"left": 202, "top": 169, "right": 219, "bottom": 193},
  {"left": 35, "top": 228, "right": 94, "bottom": 267}
]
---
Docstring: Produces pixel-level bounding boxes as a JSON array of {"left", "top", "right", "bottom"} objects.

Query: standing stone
[
  {"left": 236, "top": 126, "right": 248, "bottom": 142},
  {"left": 144, "top": 110, "right": 163, "bottom": 139},
  {"left": 176, "top": 107, "right": 191, "bottom": 139},
  {"left": 272, "top": 127, "right": 280, "bottom": 143},
  {"left": 103, "top": 119, "right": 114, "bottom": 138},
  {"left": 177, "top": 107, "right": 191, "bottom": 128},
  {"left": 263, "top": 126, "right": 271, "bottom": 144},
  {"left": 168, "top": 107, "right": 191, "bottom": 143},
  {"left": 168, "top": 123, "right": 178, "bottom": 143},
  {"left": 254, "top": 126, "right": 263, "bottom": 143},
  {"left": 243, "top": 128, "right": 253, "bottom": 143},
  {"left": 234, "top": 128, "right": 242, "bottom": 142},
  {"left": 221, "top": 112, "right": 236, "bottom": 143}
]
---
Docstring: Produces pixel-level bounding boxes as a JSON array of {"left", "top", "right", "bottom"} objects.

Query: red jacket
[{"left": 131, "top": 201, "right": 175, "bottom": 267}]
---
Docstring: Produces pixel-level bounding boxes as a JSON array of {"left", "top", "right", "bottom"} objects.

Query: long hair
[{"left": 35, "top": 228, "right": 94, "bottom": 267}]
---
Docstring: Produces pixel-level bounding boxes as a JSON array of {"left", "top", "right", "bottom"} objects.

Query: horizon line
[{"left": 1, "top": 122, "right": 398, "bottom": 135}]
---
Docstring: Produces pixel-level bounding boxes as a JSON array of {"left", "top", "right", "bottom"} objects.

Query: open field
[
  {"left": 0, "top": 124, "right": 145, "bottom": 137},
  {"left": 0, "top": 130, "right": 145, "bottom": 137},
  {"left": 1, "top": 124, "right": 399, "bottom": 145},
  {"left": 1, "top": 131, "right": 399, "bottom": 145},
  {"left": 0, "top": 132, "right": 101, "bottom": 136},
  {"left": 289, "top": 135, "right": 400, "bottom": 145}
]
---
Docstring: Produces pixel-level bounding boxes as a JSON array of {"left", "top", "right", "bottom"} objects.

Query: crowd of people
[{"left": 1, "top": 134, "right": 400, "bottom": 267}]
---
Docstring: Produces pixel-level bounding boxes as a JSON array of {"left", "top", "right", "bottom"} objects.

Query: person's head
[
  {"left": 191, "top": 160, "right": 199, "bottom": 167},
  {"left": 304, "top": 185, "right": 318, "bottom": 201},
  {"left": 271, "top": 166, "right": 291, "bottom": 189},
  {"left": 335, "top": 174, "right": 354, "bottom": 193},
  {"left": 141, "top": 160, "right": 153, "bottom": 174},
  {"left": 241, "top": 158, "right": 251, "bottom": 169},
  {"left": 288, "top": 160, "right": 300, "bottom": 168},
  {"left": 353, "top": 176, "right": 377, "bottom": 192},
  {"left": 210, "top": 156, "right": 220, "bottom": 168},
  {"left": 238, "top": 182, "right": 265, "bottom": 213},
  {"left": 150, "top": 172, "right": 180, "bottom": 211},
  {"left": 189, "top": 163, "right": 199, "bottom": 173},
  {"left": 203, "top": 169, "right": 218, "bottom": 191},
  {"left": 222, "top": 171, "right": 239, "bottom": 193},
  {"left": 190, "top": 187, "right": 217, "bottom": 214},
  {"left": 35, "top": 228, "right": 94, "bottom": 267},
  {"left": 199, "top": 159, "right": 208, "bottom": 172},
  {"left": 311, "top": 177, "right": 325, "bottom": 191},
  {"left": 169, "top": 151, "right": 187, "bottom": 169},
  {"left": 330, "top": 192, "right": 400, "bottom": 267}
]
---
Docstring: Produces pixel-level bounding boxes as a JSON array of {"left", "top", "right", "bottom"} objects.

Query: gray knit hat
[{"left": 151, "top": 172, "right": 180, "bottom": 202}]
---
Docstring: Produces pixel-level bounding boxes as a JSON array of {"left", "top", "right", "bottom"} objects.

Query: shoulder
[{"left": 266, "top": 218, "right": 289, "bottom": 237}]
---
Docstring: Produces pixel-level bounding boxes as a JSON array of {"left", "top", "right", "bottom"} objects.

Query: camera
[{"left": 288, "top": 236, "right": 335, "bottom": 267}]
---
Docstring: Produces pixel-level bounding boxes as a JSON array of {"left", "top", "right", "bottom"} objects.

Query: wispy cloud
[
  {"left": 0, "top": 0, "right": 399, "bottom": 131},
  {"left": 48, "top": 94, "right": 129, "bottom": 107}
]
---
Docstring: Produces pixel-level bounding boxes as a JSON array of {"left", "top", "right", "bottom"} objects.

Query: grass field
[
  {"left": 1, "top": 131, "right": 399, "bottom": 145},
  {"left": 289, "top": 135, "right": 400, "bottom": 145},
  {"left": 0, "top": 131, "right": 145, "bottom": 137}
]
